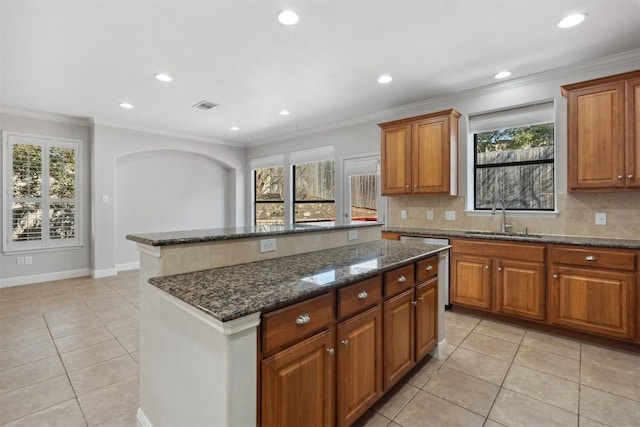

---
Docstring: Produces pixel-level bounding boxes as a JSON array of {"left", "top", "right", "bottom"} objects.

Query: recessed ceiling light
[
  {"left": 377, "top": 74, "right": 393, "bottom": 84},
  {"left": 277, "top": 10, "right": 299, "bottom": 25},
  {"left": 494, "top": 71, "right": 512, "bottom": 79},
  {"left": 230, "top": 126, "right": 239, "bottom": 131},
  {"left": 155, "top": 73, "right": 173, "bottom": 82},
  {"left": 279, "top": 110, "right": 290, "bottom": 116},
  {"left": 558, "top": 13, "right": 587, "bottom": 28},
  {"left": 119, "top": 102, "right": 134, "bottom": 109}
]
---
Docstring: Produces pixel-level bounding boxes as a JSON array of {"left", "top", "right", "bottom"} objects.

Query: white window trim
[
  {"left": 2, "top": 131, "right": 82, "bottom": 254},
  {"left": 465, "top": 101, "right": 558, "bottom": 217}
]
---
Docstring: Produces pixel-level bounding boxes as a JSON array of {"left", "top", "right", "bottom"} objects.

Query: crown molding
[
  {"left": 250, "top": 48, "right": 640, "bottom": 147},
  {"left": 0, "top": 106, "right": 92, "bottom": 127}
]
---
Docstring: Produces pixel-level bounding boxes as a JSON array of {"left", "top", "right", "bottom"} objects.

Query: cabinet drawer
[
  {"left": 262, "top": 292, "right": 334, "bottom": 354},
  {"left": 337, "top": 276, "right": 382, "bottom": 320},
  {"left": 416, "top": 256, "right": 438, "bottom": 282},
  {"left": 452, "top": 239, "right": 545, "bottom": 263},
  {"left": 384, "top": 264, "right": 415, "bottom": 297},
  {"left": 551, "top": 246, "right": 636, "bottom": 271}
]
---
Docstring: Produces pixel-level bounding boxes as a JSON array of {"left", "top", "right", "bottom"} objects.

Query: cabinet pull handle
[
  {"left": 425, "top": 265, "right": 434, "bottom": 271},
  {"left": 618, "top": 175, "right": 624, "bottom": 180},
  {"left": 327, "top": 348, "right": 335, "bottom": 355},
  {"left": 295, "top": 313, "right": 310, "bottom": 325},
  {"left": 357, "top": 291, "right": 368, "bottom": 300},
  {"left": 553, "top": 274, "right": 559, "bottom": 279},
  {"left": 342, "top": 339, "right": 349, "bottom": 347},
  {"left": 418, "top": 296, "right": 424, "bottom": 301},
  {"left": 585, "top": 255, "right": 597, "bottom": 261},
  {"left": 398, "top": 275, "right": 406, "bottom": 283}
]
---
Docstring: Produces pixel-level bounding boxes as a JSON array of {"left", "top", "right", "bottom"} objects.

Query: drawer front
[
  {"left": 551, "top": 246, "right": 636, "bottom": 271},
  {"left": 262, "top": 292, "right": 334, "bottom": 354},
  {"left": 452, "top": 238, "right": 545, "bottom": 263},
  {"left": 384, "top": 264, "right": 415, "bottom": 297},
  {"left": 337, "top": 276, "right": 382, "bottom": 319},
  {"left": 416, "top": 256, "right": 438, "bottom": 282}
]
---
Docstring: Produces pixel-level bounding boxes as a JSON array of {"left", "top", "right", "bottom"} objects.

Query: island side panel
[{"left": 138, "top": 281, "right": 260, "bottom": 427}]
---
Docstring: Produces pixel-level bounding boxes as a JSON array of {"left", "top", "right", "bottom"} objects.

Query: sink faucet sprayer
[{"left": 492, "top": 198, "right": 512, "bottom": 233}]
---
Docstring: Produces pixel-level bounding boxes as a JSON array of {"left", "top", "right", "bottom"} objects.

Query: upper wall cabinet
[
  {"left": 561, "top": 70, "right": 640, "bottom": 191},
  {"left": 379, "top": 109, "right": 460, "bottom": 196}
]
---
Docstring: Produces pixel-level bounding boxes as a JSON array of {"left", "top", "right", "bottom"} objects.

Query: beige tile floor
[{"left": 1, "top": 271, "right": 639, "bottom": 426}]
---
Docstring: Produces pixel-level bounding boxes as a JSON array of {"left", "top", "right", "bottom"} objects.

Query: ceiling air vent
[{"left": 193, "top": 100, "right": 219, "bottom": 110}]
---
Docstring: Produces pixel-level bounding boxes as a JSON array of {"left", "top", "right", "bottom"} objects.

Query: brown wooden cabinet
[
  {"left": 450, "top": 239, "right": 546, "bottom": 321},
  {"left": 415, "top": 277, "right": 438, "bottom": 360},
  {"left": 561, "top": 70, "right": 640, "bottom": 191},
  {"left": 379, "top": 109, "right": 460, "bottom": 196},
  {"left": 549, "top": 245, "right": 636, "bottom": 340},
  {"left": 261, "top": 329, "right": 335, "bottom": 427},
  {"left": 383, "top": 288, "right": 415, "bottom": 389},
  {"left": 337, "top": 306, "right": 383, "bottom": 427}
]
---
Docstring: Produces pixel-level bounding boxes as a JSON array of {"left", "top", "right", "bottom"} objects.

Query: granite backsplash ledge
[{"left": 388, "top": 193, "right": 640, "bottom": 240}]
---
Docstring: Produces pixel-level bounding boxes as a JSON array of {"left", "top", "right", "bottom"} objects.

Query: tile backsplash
[{"left": 388, "top": 192, "right": 640, "bottom": 240}]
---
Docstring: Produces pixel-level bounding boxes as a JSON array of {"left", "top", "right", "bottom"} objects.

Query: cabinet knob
[
  {"left": 412, "top": 300, "right": 418, "bottom": 306},
  {"left": 425, "top": 265, "right": 434, "bottom": 271},
  {"left": 295, "top": 313, "right": 310, "bottom": 325},
  {"left": 618, "top": 175, "right": 624, "bottom": 180},
  {"left": 553, "top": 274, "right": 559, "bottom": 279},
  {"left": 484, "top": 265, "right": 489, "bottom": 269},
  {"left": 357, "top": 291, "right": 368, "bottom": 300},
  {"left": 398, "top": 275, "right": 406, "bottom": 283},
  {"left": 585, "top": 255, "right": 597, "bottom": 261},
  {"left": 418, "top": 296, "right": 424, "bottom": 301},
  {"left": 414, "top": 184, "right": 418, "bottom": 188},
  {"left": 327, "top": 348, "right": 335, "bottom": 355},
  {"left": 341, "top": 339, "right": 349, "bottom": 347},
  {"left": 628, "top": 174, "right": 634, "bottom": 179},
  {"left": 406, "top": 185, "right": 410, "bottom": 188},
  {"left": 497, "top": 267, "right": 502, "bottom": 271}
]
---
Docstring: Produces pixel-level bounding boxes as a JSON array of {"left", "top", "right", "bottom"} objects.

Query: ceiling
[{"left": 1, "top": 1, "right": 639, "bottom": 147}]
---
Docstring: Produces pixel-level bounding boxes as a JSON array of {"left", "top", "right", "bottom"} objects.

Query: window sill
[
  {"left": 464, "top": 210, "right": 559, "bottom": 218},
  {"left": 3, "top": 244, "right": 84, "bottom": 256}
]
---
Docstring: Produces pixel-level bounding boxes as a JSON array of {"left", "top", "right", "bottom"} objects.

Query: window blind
[
  {"left": 249, "top": 154, "right": 284, "bottom": 170},
  {"left": 469, "top": 101, "right": 555, "bottom": 133},
  {"left": 289, "top": 145, "right": 335, "bottom": 165}
]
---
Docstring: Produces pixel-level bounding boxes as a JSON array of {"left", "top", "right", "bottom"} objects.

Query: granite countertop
[
  {"left": 126, "top": 221, "right": 382, "bottom": 246},
  {"left": 384, "top": 227, "right": 640, "bottom": 250},
  {"left": 148, "top": 240, "right": 448, "bottom": 322}
]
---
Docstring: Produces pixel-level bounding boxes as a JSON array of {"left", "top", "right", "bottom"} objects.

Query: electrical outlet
[
  {"left": 595, "top": 212, "right": 607, "bottom": 225},
  {"left": 25, "top": 256, "right": 33, "bottom": 265},
  {"left": 348, "top": 230, "right": 358, "bottom": 241},
  {"left": 427, "top": 210, "right": 434, "bottom": 220},
  {"left": 102, "top": 195, "right": 109, "bottom": 203},
  {"left": 16, "top": 257, "right": 24, "bottom": 266},
  {"left": 259, "top": 238, "right": 277, "bottom": 253},
  {"left": 400, "top": 209, "right": 407, "bottom": 219},
  {"left": 445, "top": 211, "right": 456, "bottom": 221}
]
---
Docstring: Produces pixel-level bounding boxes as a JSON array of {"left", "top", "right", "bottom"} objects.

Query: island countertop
[
  {"left": 127, "top": 221, "right": 382, "bottom": 246},
  {"left": 148, "top": 239, "right": 448, "bottom": 322}
]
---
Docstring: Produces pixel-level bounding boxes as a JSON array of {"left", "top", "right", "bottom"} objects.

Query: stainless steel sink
[{"left": 463, "top": 231, "right": 543, "bottom": 238}]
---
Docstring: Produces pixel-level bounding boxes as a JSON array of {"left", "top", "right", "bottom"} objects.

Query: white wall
[
  {"left": 92, "top": 124, "right": 246, "bottom": 278},
  {"left": 246, "top": 50, "right": 640, "bottom": 229},
  {"left": 0, "top": 112, "right": 92, "bottom": 286},
  {"left": 115, "top": 150, "right": 229, "bottom": 270}
]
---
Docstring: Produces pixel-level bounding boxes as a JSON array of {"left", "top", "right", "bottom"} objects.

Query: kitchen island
[{"left": 128, "top": 224, "right": 449, "bottom": 427}]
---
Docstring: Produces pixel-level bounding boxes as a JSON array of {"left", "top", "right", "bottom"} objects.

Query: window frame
[
  {"left": 466, "top": 102, "right": 558, "bottom": 216},
  {"left": 2, "top": 131, "right": 82, "bottom": 254},
  {"left": 253, "top": 166, "right": 285, "bottom": 226},
  {"left": 292, "top": 159, "right": 336, "bottom": 224}
]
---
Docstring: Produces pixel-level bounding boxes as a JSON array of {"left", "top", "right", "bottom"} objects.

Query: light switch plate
[
  {"left": 427, "top": 210, "right": 434, "bottom": 220},
  {"left": 400, "top": 209, "right": 407, "bottom": 219},
  {"left": 595, "top": 212, "right": 606, "bottom": 225},
  {"left": 445, "top": 211, "right": 456, "bottom": 221}
]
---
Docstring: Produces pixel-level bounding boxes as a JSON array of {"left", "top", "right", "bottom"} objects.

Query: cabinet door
[
  {"left": 549, "top": 266, "right": 636, "bottom": 340},
  {"left": 412, "top": 116, "right": 450, "bottom": 193},
  {"left": 337, "top": 306, "right": 383, "bottom": 427},
  {"left": 383, "top": 289, "right": 415, "bottom": 390},
  {"left": 381, "top": 123, "right": 412, "bottom": 195},
  {"left": 567, "top": 82, "right": 626, "bottom": 190},
  {"left": 450, "top": 254, "right": 492, "bottom": 310},
  {"left": 415, "top": 277, "right": 438, "bottom": 360},
  {"left": 495, "top": 260, "right": 545, "bottom": 321},
  {"left": 261, "top": 329, "right": 335, "bottom": 427},
  {"left": 626, "top": 77, "right": 640, "bottom": 188}
]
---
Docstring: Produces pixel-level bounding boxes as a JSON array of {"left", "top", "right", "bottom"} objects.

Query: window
[
  {"left": 469, "top": 102, "right": 555, "bottom": 211},
  {"left": 252, "top": 155, "right": 285, "bottom": 226},
  {"left": 343, "top": 156, "right": 382, "bottom": 222},
  {"left": 3, "top": 132, "right": 81, "bottom": 252},
  {"left": 290, "top": 146, "right": 335, "bottom": 223}
]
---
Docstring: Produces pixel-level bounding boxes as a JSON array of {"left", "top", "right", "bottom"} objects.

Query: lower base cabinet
[
  {"left": 415, "top": 278, "right": 438, "bottom": 359},
  {"left": 383, "top": 289, "right": 415, "bottom": 389},
  {"left": 260, "top": 329, "right": 335, "bottom": 427}
]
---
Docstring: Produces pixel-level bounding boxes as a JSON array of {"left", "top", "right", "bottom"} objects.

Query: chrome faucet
[{"left": 492, "top": 198, "right": 512, "bottom": 233}]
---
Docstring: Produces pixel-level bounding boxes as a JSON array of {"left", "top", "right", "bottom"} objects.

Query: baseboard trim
[
  {"left": 117, "top": 261, "right": 140, "bottom": 272},
  {"left": 93, "top": 268, "right": 117, "bottom": 278},
  {"left": 0, "top": 268, "right": 91, "bottom": 288}
]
